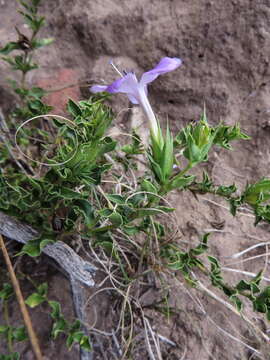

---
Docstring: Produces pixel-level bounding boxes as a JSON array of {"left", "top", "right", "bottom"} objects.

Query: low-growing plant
[{"left": 1, "top": 0, "right": 270, "bottom": 358}]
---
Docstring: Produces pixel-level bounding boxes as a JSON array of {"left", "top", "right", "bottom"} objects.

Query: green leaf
[
  {"left": 2, "top": 56, "right": 16, "bottom": 66},
  {"left": 216, "top": 184, "right": 237, "bottom": 197},
  {"left": 95, "top": 240, "right": 114, "bottom": 256},
  {"left": 107, "top": 194, "right": 126, "bottom": 205},
  {"left": 230, "top": 295, "right": 243, "bottom": 312},
  {"left": 31, "top": 37, "right": 54, "bottom": 49},
  {"left": 73, "top": 199, "right": 96, "bottom": 228},
  {"left": 3, "top": 55, "right": 38, "bottom": 73},
  {"left": 252, "top": 270, "right": 263, "bottom": 286},
  {"left": 66, "top": 334, "right": 75, "bottom": 349},
  {"left": 160, "top": 127, "right": 174, "bottom": 181},
  {"left": 66, "top": 330, "right": 92, "bottom": 351},
  {"left": 141, "top": 179, "right": 158, "bottom": 201},
  {"left": 141, "top": 179, "right": 157, "bottom": 194},
  {"left": 148, "top": 155, "right": 164, "bottom": 183},
  {"left": 19, "top": 0, "right": 32, "bottom": 11},
  {"left": 99, "top": 208, "right": 113, "bottom": 217},
  {"left": 25, "top": 293, "right": 46, "bottom": 308},
  {"left": 19, "top": 11, "right": 45, "bottom": 32},
  {"left": 70, "top": 319, "right": 81, "bottom": 332},
  {"left": 28, "top": 87, "right": 46, "bottom": 99},
  {"left": 168, "top": 174, "right": 195, "bottom": 191},
  {"left": 175, "top": 113, "right": 219, "bottom": 165},
  {"left": 0, "top": 42, "right": 20, "bottom": 55},
  {"left": 28, "top": 99, "right": 48, "bottom": 112},
  {"left": 67, "top": 99, "right": 82, "bottom": 117},
  {"left": 0, "top": 283, "right": 14, "bottom": 301},
  {"left": 37, "top": 282, "right": 48, "bottom": 296},
  {"left": 157, "top": 206, "right": 175, "bottom": 213},
  {"left": 123, "top": 225, "right": 139, "bottom": 235},
  {"left": 32, "top": 0, "right": 42, "bottom": 7},
  {"left": 12, "top": 327, "right": 27, "bottom": 342},
  {"left": 236, "top": 280, "right": 251, "bottom": 292},
  {"left": 208, "top": 255, "right": 220, "bottom": 268},
  {"left": 51, "top": 318, "right": 67, "bottom": 338},
  {"left": 0, "top": 325, "right": 9, "bottom": 334},
  {"left": 0, "top": 353, "right": 20, "bottom": 360},
  {"left": 79, "top": 335, "right": 92, "bottom": 351},
  {"left": 190, "top": 233, "right": 209, "bottom": 256},
  {"left": 243, "top": 178, "right": 270, "bottom": 205},
  {"left": 56, "top": 186, "right": 84, "bottom": 200},
  {"left": 213, "top": 123, "right": 250, "bottom": 149},
  {"left": 99, "top": 137, "right": 117, "bottom": 154},
  {"left": 48, "top": 301, "right": 61, "bottom": 319},
  {"left": 122, "top": 129, "right": 144, "bottom": 155},
  {"left": 108, "top": 211, "right": 123, "bottom": 226},
  {"left": 20, "top": 237, "right": 54, "bottom": 257}
]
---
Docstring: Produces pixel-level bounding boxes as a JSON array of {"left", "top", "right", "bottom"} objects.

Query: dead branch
[{"left": 0, "top": 211, "right": 96, "bottom": 286}]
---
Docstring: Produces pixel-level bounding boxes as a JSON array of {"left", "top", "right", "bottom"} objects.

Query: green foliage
[
  {"left": 0, "top": 325, "right": 28, "bottom": 345},
  {"left": 227, "top": 178, "right": 270, "bottom": 225},
  {"left": 49, "top": 301, "right": 92, "bottom": 351},
  {"left": 191, "top": 171, "right": 237, "bottom": 197},
  {"left": 24, "top": 283, "right": 92, "bottom": 351},
  {"left": 2, "top": 55, "right": 38, "bottom": 74},
  {"left": 0, "top": 43, "right": 21, "bottom": 55},
  {"left": 0, "top": 285, "right": 27, "bottom": 355},
  {"left": 148, "top": 125, "right": 175, "bottom": 187},
  {"left": 122, "top": 130, "right": 144, "bottom": 155},
  {"left": 2, "top": 2, "right": 270, "bottom": 359},
  {"left": 213, "top": 123, "right": 250, "bottom": 149},
  {"left": 0, "top": 353, "right": 20, "bottom": 360},
  {"left": 31, "top": 37, "right": 54, "bottom": 49},
  {"left": 0, "top": 285, "right": 26, "bottom": 356},
  {"left": 175, "top": 112, "right": 249, "bottom": 167},
  {"left": 208, "top": 256, "right": 270, "bottom": 318},
  {"left": 243, "top": 178, "right": 270, "bottom": 206},
  {"left": 0, "top": 284, "right": 14, "bottom": 301},
  {"left": 25, "top": 282, "right": 48, "bottom": 307},
  {"left": 18, "top": 0, "right": 45, "bottom": 33},
  {"left": 162, "top": 233, "right": 209, "bottom": 286},
  {"left": 175, "top": 112, "right": 217, "bottom": 165}
]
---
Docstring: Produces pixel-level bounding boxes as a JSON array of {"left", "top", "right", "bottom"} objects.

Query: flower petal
[
  {"left": 107, "top": 73, "right": 139, "bottom": 95},
  {"left": 90, "top": 85, "right": 108, "bottom": 93},
  {"left": 90, "top": 73, "right": 140, "bottom": 102},
  {"left": 140, "top": 57, "right": 182, "bottom": 86}
]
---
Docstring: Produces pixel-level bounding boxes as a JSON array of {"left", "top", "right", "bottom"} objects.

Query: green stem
[
  {"left": 160, "top": 162, "right": 193, "bottom": 196},
  {"left": 20, "top": 52, "right": 30, "bottom": 90},
  {"left": 3, "top": 301, "right": 13, "bottom": 353},
  {"left": 90, "top": 224, "right": 115, "bottom": 234},
  {"left": 172, "top": 162, "right": 193, "bottom": 183}
]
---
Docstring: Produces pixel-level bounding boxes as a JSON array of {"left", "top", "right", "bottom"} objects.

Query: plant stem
[
  {"left": 3, "top": 301, "right": 13, "bottom": 353},
  {"left": 21, "top": 52, "right": 28, "bottom": 90},
  {"left": 159, "top": 162, "right": 193, "bottom": 196},
  {"left": 0, "top": 234, "right": 43, "bottom": 360},
  {"left": 170, "top": 162, "right": 193, "bottom": 184}
]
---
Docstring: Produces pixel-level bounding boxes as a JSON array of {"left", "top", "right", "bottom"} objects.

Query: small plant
[
  {"left": 0, "top": 283, "right": 27, "bottom": 358},
  {"left": 1, "top": 0, "right": 270, "bottom": 358},
  {"left": 25, "top": 283, "right": 91, "bottom": 351}
]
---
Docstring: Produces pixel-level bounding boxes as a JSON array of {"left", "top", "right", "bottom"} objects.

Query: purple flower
[{"left": 90, "top": 57, "right": 182, "bottom": 141}]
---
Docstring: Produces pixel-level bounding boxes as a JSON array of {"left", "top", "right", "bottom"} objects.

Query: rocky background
[{"left": 1, "top": 0, "right": 270, "bottom": 359}]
